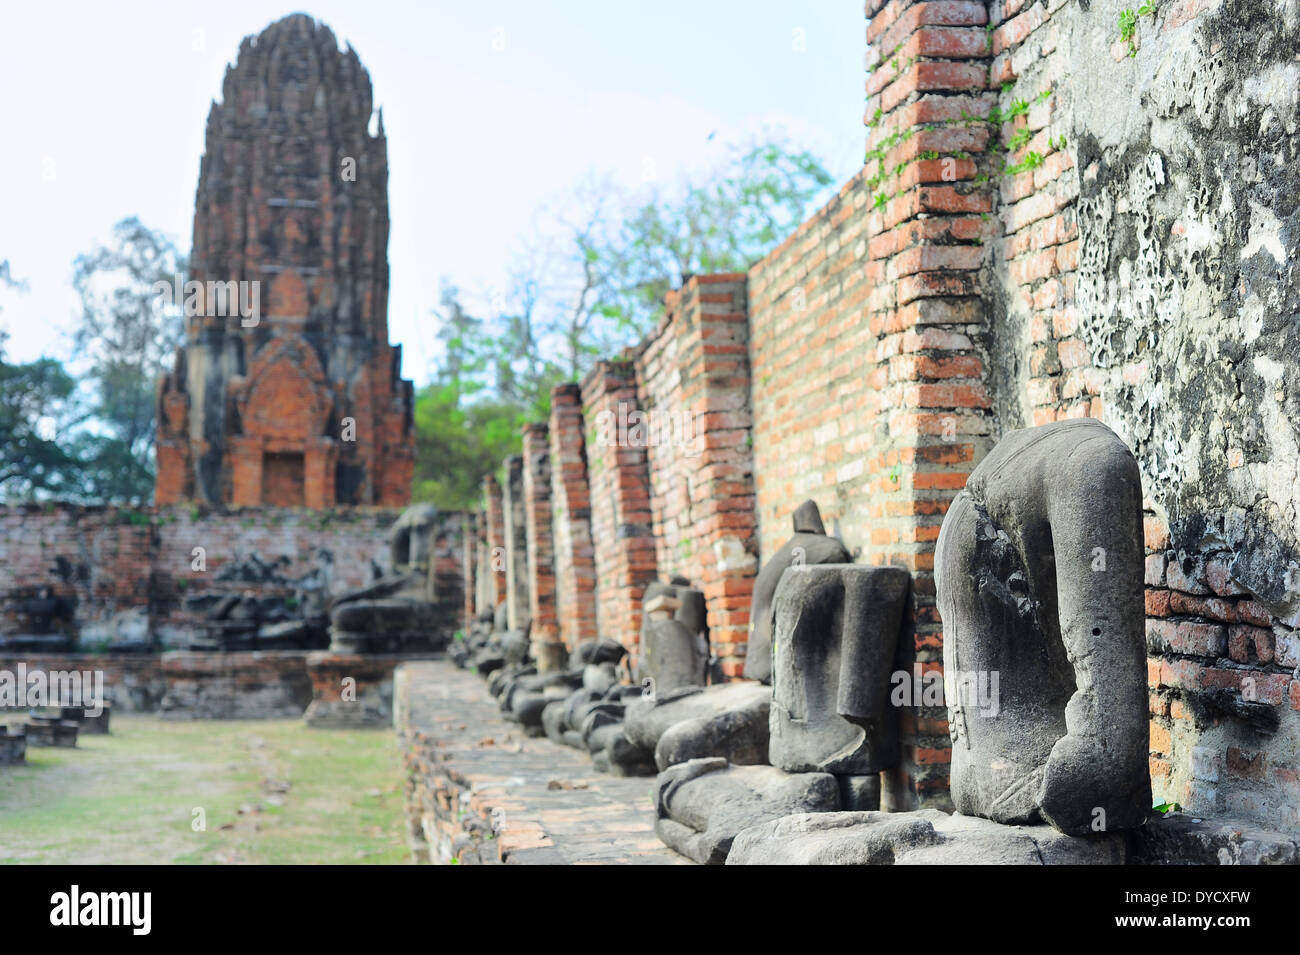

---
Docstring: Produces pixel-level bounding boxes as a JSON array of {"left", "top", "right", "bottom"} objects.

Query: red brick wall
[
  {"left": 548, "top": 384, "right": 598, "bottom": 649},
  {"left": 582, "top": 360, "right": 658, "bottom": 659},
  {"left": 734, "top": 0, "right": 996, "bottom": 810},
  {"left": 502, "top": 455, "right": 530, "bottom": 630},
  {"left": 635, "top": 275, "right": 758, "bottom": 675},
  {"left": 462, "top": 0, "right": 1300, "bottom": 833}
]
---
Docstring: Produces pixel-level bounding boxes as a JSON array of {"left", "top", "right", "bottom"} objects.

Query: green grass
[{"left": 0, "top": 716, "right": 410, "bottom": 864}]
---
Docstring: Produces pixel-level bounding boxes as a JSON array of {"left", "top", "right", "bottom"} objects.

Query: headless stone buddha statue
[
  {"left": 935, "top": 418, "right": 1150, "bottom": 836},
  {"left": 328, "top": 503, "right": 443, "bottom": 653},
  {"left": 638, "top": 577, "right": 709, "bottom": 694},
  {"left": 769, "top": 563, "right": 910, "bottom": 810},
  {"left": 627, "top": 501, "right": 849, "bottom": 771},
  {"left": 745, "top": 500, "right": 852, "bottom": 682}
]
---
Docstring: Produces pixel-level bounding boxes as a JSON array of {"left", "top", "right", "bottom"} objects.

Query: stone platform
[{"left": 396, "top": 659, "right": 690, "bottom": 865}]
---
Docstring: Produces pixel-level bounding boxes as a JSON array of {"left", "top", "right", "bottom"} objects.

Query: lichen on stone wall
[{"left": 1069, "top": 1, "right": 1300, "bottom": 621}]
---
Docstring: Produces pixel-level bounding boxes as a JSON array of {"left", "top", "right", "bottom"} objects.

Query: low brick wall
[
  {"left": 0, "top": 653, "right": 166, "bottom": 712},
  {"left": 159, "top": 651, "right": 314, "bottom": 719},
  {"left": 0, "top": 504, "right": 467, "bottom": 655}
]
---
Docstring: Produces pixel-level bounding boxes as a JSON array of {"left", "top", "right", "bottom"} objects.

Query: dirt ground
[{"left": 0, "top": 715, "right": 411, "bottom": 864}]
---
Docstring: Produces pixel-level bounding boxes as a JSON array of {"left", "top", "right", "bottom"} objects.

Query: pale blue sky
[{"left": 0, "top": 1, "right": 865, "bottom": 384}]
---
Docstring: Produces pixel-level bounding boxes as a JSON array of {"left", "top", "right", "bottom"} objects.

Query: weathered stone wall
[
  {"left": 482, "top": 476, "right": 507, "bottom": 610},
  {"left": 521, "top": 425, "right": 559, "bottom": 647},
  {"left": 983, "top": 0, "right": 1300, "bottom": 830},
  {"left": 159, "top": 651, "right": 314, "bottom": 719},
  {"left": 502, "top": 455, "right": 530, "bottom": 630}
]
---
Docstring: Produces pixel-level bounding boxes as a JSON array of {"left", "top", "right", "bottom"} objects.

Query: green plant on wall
[{"left": 1120, "top": 3, "right": 1159, "bottom": 57}]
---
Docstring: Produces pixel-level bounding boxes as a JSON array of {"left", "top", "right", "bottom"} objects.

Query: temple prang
[{"left": 155, "top": 14, "right": 413, "bottom": 509}]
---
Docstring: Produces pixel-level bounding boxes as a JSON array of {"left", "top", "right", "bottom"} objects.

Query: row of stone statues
[{"left": 450, "top": 419, "right": 1153, "bottom": 864}]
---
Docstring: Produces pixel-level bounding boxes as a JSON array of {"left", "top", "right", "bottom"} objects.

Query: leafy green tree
[
  {"left": 468, "top": 136, "right": 834, "bottom": 398},
  {"left": 0, "top": 331, "right": 83, "bottom": 500},
  {"left": 412, "top": 136, "right": 833, "bottom": 506},
  {"left": 411, "top": 284, "right": 533, "bottom": 508},
  {"left": 603, "top": 137, "right": 834, "bottom": 334},
  {"left": 69, "top": 218, "right": 185, "bottom": 503},
  {"left": 0, "top": 262, "right": 84, "bottom": 499}
]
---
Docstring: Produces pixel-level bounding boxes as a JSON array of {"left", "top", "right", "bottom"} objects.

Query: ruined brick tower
[{"left": 156, "top": 14, "right": 414, "bottom": 508}]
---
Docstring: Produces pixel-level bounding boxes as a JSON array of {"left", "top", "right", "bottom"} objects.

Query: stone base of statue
[
  {"left": 653, "top": 758, "right": 841, "bottom": 865},
  {"left": 625, "top": 682, "right": 772, "bottom": 770},
  {"left": 303, "top": 652, "right": 427, "bottom": 728},
  {"left": 726, "top": 809, "right": 1127, "bottom": 865},
  {"left": 0, "top": 725, "right": 27, "bottom": 764}
]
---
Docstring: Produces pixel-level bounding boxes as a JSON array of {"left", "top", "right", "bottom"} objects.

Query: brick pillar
[
  {"left": 462, "top": 511, "right": 478, "bottom": 628},
  {"left": 582, "top": 359, "right": 658, "bottom": 663},
  {"left": 474, "top": 509, "right": 494, "bottom": 620},
  {"left": 549, "top": 384, "right": 598, "bottom": 650},
  {"left": 482, "top": 476, "right": 507, "bottom": 610},
  {"left": 502, "top": 454, "right": 530, "bottom": 631},
  {"left": 636, "top": 275, "right": 758, "bottom": 677},
  {"left": 522, "top": 424, "right": 564, "bottom": 668},
  {"left": 864, "top": 0, "right": 995, "bottom": 812}
]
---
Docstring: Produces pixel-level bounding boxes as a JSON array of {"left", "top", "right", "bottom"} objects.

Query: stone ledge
[
  {"left": 395, "top": 659, "right": 690, "bottom": 865},
  {"left": 1126, "top": 813, "right": 1300, "bottom": 865}
]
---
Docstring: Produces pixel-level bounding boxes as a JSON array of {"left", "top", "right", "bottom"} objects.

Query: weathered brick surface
[
  {"left": 0, "top": 503, "right": 465, "bottom": 651},
  {"left": 159, "top": 651, "right": 313, "bottom": 719},
  {"left": 468, "top": 0, "right": 1300, "bottom": 834},
  {"left": 396, "top": 660, "right": 687, "bottom": 864},
  {"left": 521, "top": 425, "right": 558, "bottom": 643},
  {"left": 548, "top": 385, "right": 598, "bottom": 649},
  {"left": 482, "top": 476, "right": 507, "bottom": 610},
  {"left": 156, "top": 15, "right": 414, "bottom": 509},
  {"left": 502, "top": 456, "right": 530, "bottom": 630},
  {"left": 635, "top": 276, "right": 757, "bottom": 675},
  {"left": 581, "top": 360, "right": 658, "bottom": 656},
  {"left": 986, "top": 0, "right": 1300, "bottom": 833}
]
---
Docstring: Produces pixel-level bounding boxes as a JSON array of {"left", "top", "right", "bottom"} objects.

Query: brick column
[
  {"left": 502, "top": 455, "right": 530, "bottom": 631},
  {"left": 582, "top": 360, "right": 658, "bottom": 661},
  {"left": 549, "top": 384, "right": 598, "bottom": 650},
  {"left": 862, "top": 0, "right": 995, "bottom": 811},
  {"left": 474, "top": 509, "right": 493, "bottom": 620},
  {"left": 482, "top": 475, "right": 507, "bottom": 610},
  {"left": 461, "top": 511, "right": 478, "bottom": 628},
  {"left": 522, "top": 424, "right": 564, "bottom": 668},
  {"left": 636, "top": 275, "right": 758, "bottom": 676}
]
